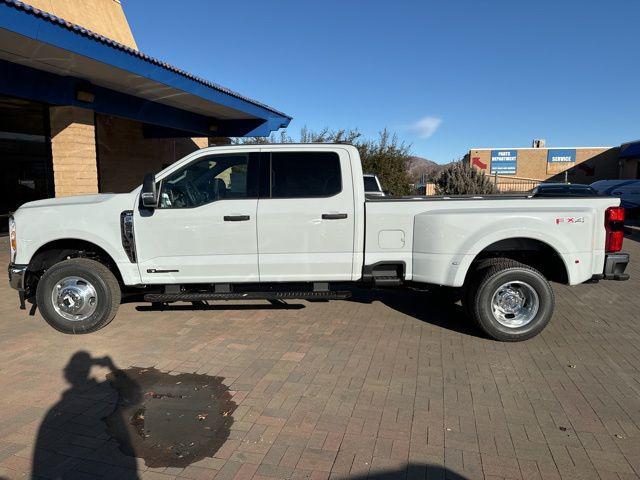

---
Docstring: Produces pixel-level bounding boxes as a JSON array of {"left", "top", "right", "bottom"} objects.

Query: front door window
[{"left": 158, "top": 153, "right": 254, "bottom": 208}]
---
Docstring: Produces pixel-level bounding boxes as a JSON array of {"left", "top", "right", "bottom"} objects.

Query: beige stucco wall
[
  {"left": 96, "top": 114, "right": 209, "bottom": 193},
  {"left": 468, "top": 147, "right": 620, "bottom": 183},
  {"left": 24, "top": 0, "right": 137, "bottom": 49},
  {"left": 49, "top": 106, "right": 99, "bottom": 197}
]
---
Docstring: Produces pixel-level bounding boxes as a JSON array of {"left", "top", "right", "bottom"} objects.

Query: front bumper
[
  {"left": 8, "top": 263, "right": 27, "bottom": 291},
  {"left": 592, "top": 253, "right": 630, "bottom": 281}
]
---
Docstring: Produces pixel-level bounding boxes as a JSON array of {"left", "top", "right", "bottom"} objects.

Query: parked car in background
[
  {"left": 590, "top": 180, "right": 640, "bottom": 217},
  {"left": 531, "top": 183, "right": 597, "bottom": 197},
  {"left": 363, "top": 173, "right": 385, "bottom": 196}
]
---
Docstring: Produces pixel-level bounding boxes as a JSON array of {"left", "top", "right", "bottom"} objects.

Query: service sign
[
  {"left": 490, "top": 150, "right": 517, "bottom": 175},
  {"left": 547, "top": 149, "right": 576, "bottom": 163}
]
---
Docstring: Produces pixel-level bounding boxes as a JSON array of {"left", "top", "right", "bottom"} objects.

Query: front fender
[
  {"left": 13, "top": 195, "right": 141, "bottom": 285},
  {"left": 25, "top": 230, "right": 124, "bottom": 265}
]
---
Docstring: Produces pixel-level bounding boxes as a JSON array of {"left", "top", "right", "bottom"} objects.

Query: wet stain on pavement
[{"left": 104, "top": 367, "right": 236, "bottom": 468}]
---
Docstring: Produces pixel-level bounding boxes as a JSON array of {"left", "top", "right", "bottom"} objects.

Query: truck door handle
[
  {"left": 224, "top": 215, "right": 250, "bottom": 222},
  {"left": 322, "top": 213, "right": 348, "bottom": 220}
]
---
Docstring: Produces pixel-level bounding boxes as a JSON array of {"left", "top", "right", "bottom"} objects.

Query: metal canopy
[
  {"left": 619, "top": 141, "right": 640, "bottom": 159},
  {"left": 0, "top": 0, "right": 291, "bottom": 137}
]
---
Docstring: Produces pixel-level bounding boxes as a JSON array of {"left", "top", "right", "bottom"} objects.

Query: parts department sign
[{"left": 490, "top": 150, "right": 517, "bottom": 175}]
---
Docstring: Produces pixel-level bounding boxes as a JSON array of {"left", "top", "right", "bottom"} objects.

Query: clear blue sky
[{"left": 125, "top": 0, "right": 640, "bottom": 163}]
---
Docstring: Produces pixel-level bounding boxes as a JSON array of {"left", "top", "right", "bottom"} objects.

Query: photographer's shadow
[{"left": 32, "top": 351, "right": 140, "bottom": 479}]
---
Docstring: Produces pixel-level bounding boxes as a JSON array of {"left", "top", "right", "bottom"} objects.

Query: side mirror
[{"left": 141, "top": 173, "right": 158, "bottom": 208}]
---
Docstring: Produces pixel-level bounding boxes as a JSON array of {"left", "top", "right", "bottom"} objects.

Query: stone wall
[{"left": 49, "top": 106, "right": 99, "bottom": 197}]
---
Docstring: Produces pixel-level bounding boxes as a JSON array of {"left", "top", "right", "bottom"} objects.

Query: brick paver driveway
[{"left": 0, "top": 235, "right": 639, "bottom": 480}]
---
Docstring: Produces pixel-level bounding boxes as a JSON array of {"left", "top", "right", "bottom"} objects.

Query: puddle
[{"left": 104, "top": 367, "right": 236, "bottom": 468}]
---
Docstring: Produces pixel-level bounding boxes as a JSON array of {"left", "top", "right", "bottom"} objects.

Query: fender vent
[{"left": 120, "top": 210, "right": 137, "bottom": 263}]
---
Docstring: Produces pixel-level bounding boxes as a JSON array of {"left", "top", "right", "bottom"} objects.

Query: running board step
[
  {"left": 144, "top": 290, "right": 351, "bottom": 303},
  {"left": 373, "top": 275, "right": 402, "bottom": 287}
]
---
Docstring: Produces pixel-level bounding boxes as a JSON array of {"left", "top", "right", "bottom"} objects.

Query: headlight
[{"left": 9, "top": 216, "right": 16, "bottom": 262}]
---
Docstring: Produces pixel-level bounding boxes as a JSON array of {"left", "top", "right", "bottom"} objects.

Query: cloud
[{"left": 409, "top": 116, "right": 442, "bottom": 139}]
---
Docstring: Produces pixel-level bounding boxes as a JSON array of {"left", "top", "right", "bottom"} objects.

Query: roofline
[
  {"left": 225, "top": 142, "right": 355, "bottom": 146},
  {"left": 469, "top": 146, "right": 614, "bottom": 151},
  {"left": 205, "top": 143, "right": 359, "bottom": 149},
  {"left": 0, "top": 0, "right": 292, "bottom": 121}
]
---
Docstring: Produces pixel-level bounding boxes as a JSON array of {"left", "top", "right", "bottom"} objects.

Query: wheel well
[
  {"left": 467, "top": 238, "right": 568, "bottom": 284},
  {"left": 27, "top": 239, "right": 123, "bottom": 289}
]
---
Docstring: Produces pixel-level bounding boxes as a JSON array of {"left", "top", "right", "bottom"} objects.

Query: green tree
[
  {"left": 234, "top": 127, "right": 412, "bottom": 195},
  {"left": 356, "top": 129, "right": 412, "bottom": 196},
  {"left": 434, "top": 161, "right": 498, "bottom": 195}
]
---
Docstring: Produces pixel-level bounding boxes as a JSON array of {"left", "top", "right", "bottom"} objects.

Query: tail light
[{"left": 605, "top": 206, "right": 625, "bottom": 253}]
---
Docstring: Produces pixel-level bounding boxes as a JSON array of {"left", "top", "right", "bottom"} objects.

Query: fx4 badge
[{"left": 555, "top": 216, "right": 585, "bottom": 225}]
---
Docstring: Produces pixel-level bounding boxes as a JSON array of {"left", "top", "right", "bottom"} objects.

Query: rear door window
[{"left": 266, "top": 152, "right": 342, "bottom": 198}]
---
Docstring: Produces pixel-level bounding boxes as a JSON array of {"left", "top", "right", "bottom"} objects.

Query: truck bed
[{"left": 364, "top": 196, "right": 618, "bottom": 287}]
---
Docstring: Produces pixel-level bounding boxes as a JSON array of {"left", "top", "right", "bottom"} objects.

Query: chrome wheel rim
[
  {"left": 51, "top": 276, "right": 98, "bottom": 321},
  {"left": 490, "top": 281, "right": 539, "bottom": 328}
]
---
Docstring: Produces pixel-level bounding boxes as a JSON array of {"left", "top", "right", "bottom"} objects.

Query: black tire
[
  {"left": 36, "top": 258, "right": 121, "bottom": 334},
  {"left": 462, "top": 258, "right": 506, "bottom": 319},
  {"left": 464, "top": 259, "right": 554, "bottom": 341}
]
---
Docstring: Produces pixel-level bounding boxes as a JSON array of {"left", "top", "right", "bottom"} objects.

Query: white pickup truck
[{"left": 8, "top": 144, "right": 630, "bottom": 341}]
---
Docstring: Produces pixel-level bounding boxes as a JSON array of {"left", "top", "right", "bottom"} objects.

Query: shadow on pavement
[
  {"left": 347, "top": 287, "right": 483, "bottom": 338},
  {"left": 347, "top": 464, "right": 469, "bottom": 479},
  {"left": 132, "top": 298, "right": 305, "bottom": 312},
  {"left": 32, "top": 351, "right": 140, "bottom": 479},
  {"left": 32, "top": 351, "right": 237, "bottom": 478},
  {"left": 125, "top": 287, "right": 480, "bottom": 337}
]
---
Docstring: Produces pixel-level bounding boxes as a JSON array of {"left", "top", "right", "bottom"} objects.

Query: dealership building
[
  {"left": 0, "top": 0, "right": 290, "bottom": 231},
  {"left": 466, "top": 141, "right": 640, "bottom": 184}
]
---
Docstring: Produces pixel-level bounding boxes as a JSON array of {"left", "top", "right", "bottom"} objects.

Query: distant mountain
[{"left": 406, "top": 156, "right": 449, "bottom": 183}]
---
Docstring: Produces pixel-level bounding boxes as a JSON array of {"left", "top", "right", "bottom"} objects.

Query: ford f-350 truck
[{"left": 7, "top": 144, "right": 630, "bottom": 341}]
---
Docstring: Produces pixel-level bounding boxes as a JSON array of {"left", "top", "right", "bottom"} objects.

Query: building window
[{"left": 0, "top": 95, "right": 53, "bottom": 233}]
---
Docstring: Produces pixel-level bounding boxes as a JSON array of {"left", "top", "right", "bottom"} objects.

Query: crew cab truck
[{"left": 8, "top": 144, "right": 630, "bottom": 341}]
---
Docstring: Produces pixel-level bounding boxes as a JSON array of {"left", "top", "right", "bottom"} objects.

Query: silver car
[{"left": 590, "top": 179, "right": 640, "bottom": 211}]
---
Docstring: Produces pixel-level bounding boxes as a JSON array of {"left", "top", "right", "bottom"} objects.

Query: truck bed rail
[{"left": 366, "top": 194, "right": 533, "bottom": 202}]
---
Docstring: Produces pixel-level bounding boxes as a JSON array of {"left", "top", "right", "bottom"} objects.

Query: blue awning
[
  {"left": 619, "top": 141, "right": 640, "bottom": 159},
  {"left": 0, "top": 0, "right": 291, "bottom": 137}
]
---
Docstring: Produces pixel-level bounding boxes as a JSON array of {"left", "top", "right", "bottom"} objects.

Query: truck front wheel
[
  {"left": 36, "top": 258, "right": 121, "bottom": 334},
  {"left": 465, "top": 259, "right": 554, "bottom": 341}
]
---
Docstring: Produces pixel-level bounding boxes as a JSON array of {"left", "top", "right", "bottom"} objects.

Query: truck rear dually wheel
[
  {"left": 36, "top": 258, "right": 121, "bottom": 334},
  {"left": 464, "top": 259, "right": 554, "bottom": 341}
]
